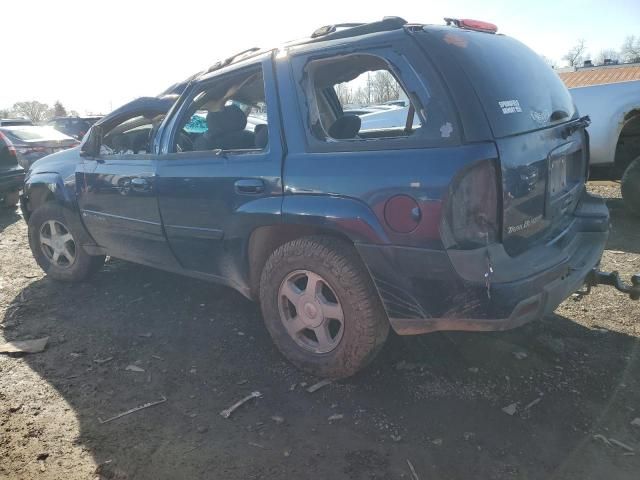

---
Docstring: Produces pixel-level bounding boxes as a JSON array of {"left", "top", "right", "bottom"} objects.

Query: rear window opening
[{"left": 301, "top": 54, "right": 423, "bottom": 142}]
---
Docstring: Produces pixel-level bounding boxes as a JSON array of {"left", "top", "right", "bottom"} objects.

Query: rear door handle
[{"left": 234, "top": 179, "right": 264, "bottom": 194}]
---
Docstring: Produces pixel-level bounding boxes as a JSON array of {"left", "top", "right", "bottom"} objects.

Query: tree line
[
  {"left": 335, "top": 71, "right": 401, "bottom": 106},
  {"left": 0, "top": 101, "right": 78, "bottom": 123},
  {"left": 562, "top": 35, "right": 640, "bottom": 68}
]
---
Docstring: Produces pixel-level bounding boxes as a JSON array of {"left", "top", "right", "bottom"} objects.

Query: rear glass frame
[{"left": 423, "top": 27, "right": 576, "bottom": 138}]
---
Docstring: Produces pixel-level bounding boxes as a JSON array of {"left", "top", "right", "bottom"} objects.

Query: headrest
[
  {"left": 206, "top": 104, "right": 247, "bottom": 135},
  {"left": 254, "top": 124, "right": 268, "bottom": 148},
  {"left": 328, "top": 114, "right": 361, "bottom": 139}
]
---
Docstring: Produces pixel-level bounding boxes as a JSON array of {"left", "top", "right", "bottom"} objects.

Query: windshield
[{"left": 423, "top": 28, "right": 576, "bottom": 137}]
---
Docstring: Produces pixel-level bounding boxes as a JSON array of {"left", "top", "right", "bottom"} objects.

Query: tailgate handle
[{"left": 235, "top": 179, "right": 264, "bottom": 194}]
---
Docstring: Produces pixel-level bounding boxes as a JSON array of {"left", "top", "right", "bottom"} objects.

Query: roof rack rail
[
  {"left": 207, "top": 47, "right": 261, "bottom": 73},
  {"left": 306, "top": 16, "right": 407, "bottom": 43}
]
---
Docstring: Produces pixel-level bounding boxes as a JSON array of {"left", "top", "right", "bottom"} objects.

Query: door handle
[
  {"left": 234, "top": 179, "right": 264, "bottom": 194},
  {"left": 130, "top": 177, "right": 151, "bottom": 192}
]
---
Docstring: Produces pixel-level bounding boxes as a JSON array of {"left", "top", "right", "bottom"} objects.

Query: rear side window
[
  {"left": 293, "top": 49, "right": 458, "bottom": 150},
  {"left": 424, "top": 28, "right": 575, "bottom": 137}
]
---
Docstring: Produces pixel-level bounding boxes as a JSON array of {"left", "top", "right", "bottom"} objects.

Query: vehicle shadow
[
  {"left": 4, "top": 259, "right": 640, "bottom": 480},
  {"left": 0, "top": 204, "right": 22, "bottom": 234},
  {"left": 603, "top": 198, "right": 640, "bottom": 254}
]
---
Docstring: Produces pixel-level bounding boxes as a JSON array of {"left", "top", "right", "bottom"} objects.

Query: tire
[
  {"left": 621, "top": 156, "right": 640, "bottom": 216},
  {"left": 259, "top": 236, "right": 389, "bottom": 378},
  {"left": 2, "top": 191, "right": 19, "bottom": 208},
  {"left": 28, "top": 202, "right": 105, "bottom": 281}
]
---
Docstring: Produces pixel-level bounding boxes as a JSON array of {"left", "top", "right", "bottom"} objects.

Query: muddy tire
[
  {"left": 259, "top": 236, "right": 389, "bottom": 378},
  {"left": 28, "top": 202, "right": 105, "bottom": 282},
  {"left": 621, "top": 156, "right": 640, "bottom": 216},
  {"left": 2, "top": 191, "right": 19, "bottom": 208}
]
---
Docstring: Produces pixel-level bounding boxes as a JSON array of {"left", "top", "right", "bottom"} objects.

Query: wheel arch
[
  {"left": 22, "top": 173, "right": 76, "bottom": 221},
  {"left": 614, "top": 108, "right": 640, "bottom": 173}
]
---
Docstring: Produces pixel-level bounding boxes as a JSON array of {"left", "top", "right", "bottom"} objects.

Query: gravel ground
[{"left": 1, "top": 182, "right": 639, "bottom": 480}]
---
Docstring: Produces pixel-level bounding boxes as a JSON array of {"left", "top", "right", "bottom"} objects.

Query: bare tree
[
  {"left": 594, "top": 49, "right": 620, "bottom": 65},
  {"left": 562, "top": 39, "right": 587, "bottom": 67},
  {"left": 621, "top": 35, "right": 640, "bottom": 63},
  {"left": 12, "top": 101, "right": 51, "bottom": 123},
  {"left": 0, "top": 108, "right": 11, "bottom": 118},
  {"left": 370, "top": 71, "right": 400, "bottom": 104},
  {"left": 53, "top": 100, "right": 68, "bottom": 117},
  {"left": 541, "top": 55, "right": 558, "bottom": 69},
  {"left": 334, "top": 83, "right": 354, "bottom": 105}
]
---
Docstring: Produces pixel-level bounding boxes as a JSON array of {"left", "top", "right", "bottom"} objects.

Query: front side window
[
  {"left": 100, "top": 114, "right": 164, "bottom": 155},
  {"left": 171, "top": 66, "right": 268, "bottom": 154}
]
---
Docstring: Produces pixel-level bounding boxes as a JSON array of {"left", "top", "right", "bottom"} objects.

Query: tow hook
[{"left": 578, "top": 269, "right": 640, "bottom": 300}]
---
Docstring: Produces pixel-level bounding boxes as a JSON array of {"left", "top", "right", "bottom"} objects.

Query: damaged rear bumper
[{"left": 357, "top": 193, "right": 609, "bottom": 335}]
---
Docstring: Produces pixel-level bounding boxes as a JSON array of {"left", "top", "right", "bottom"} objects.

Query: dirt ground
[{"left": 1, "top": 182, "right": 639, "bottom": 480}]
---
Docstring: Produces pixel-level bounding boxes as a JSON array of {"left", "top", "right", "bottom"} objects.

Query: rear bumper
[{"left": 357, "top": 192, "right": 609, "bottom": 334}]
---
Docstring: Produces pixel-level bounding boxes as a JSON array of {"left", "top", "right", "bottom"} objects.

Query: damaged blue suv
[{"left": 22, "top": 17, "right": 634, "bottom": 378}]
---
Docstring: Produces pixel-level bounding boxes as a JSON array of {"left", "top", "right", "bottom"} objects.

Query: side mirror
[{"left": 80, "top": 126, "right": 102, "bottom": 157}]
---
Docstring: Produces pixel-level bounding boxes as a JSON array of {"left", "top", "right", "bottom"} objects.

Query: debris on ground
[
  {"left": 220, "top": 391, "right": 262, "bottom": 419},
  {"left": 94, "top": 356, "right": 114, "bottom": 365},
  {"left": 407, "top": 459, "right": 420, "bottom": 480},
  {"left": 271, "top": 415, "right": 284, "bottom": 424},
  {"left": 502, "top": 403, "right": 518, "bottom": 416},
  {"left": 0, "top": 337, "right": 49, "bottom": 354},
  {"left": 609, "top": 438, "right": 635, "bottom": 452},
  {"left": 593, "top": 434, "right": 612, "bottom": 447},
  {"left": 463, "top": 432, "right": 475, "bottom": 441},
  {"left": 523, "top": 397, "right": 543, "bottom": 411},
  {"left": 248, "top": 442, "right": 265, "bottom": 449},
  {"left": 328, "top": 413, "right": 344, "bottom": 422},
  {"left": 390, "top": 434, "right": 402, "bottom": 442},
  {"left": 125, "top": 364, "right": 145, "bottom": 373},
  {"left": 138, "top": 332, "right": 152, "bottom": 338},
  {"left": 8, "top": 404, "right": 23, "bottom": 413},
  {"left": 431, "top": 438, "right": 443, "bottom": 446},
  {"left": 631, "top": 418, "right": 640, "bottom": 428},
  {"left": 512, "top": 351, "right": 528, "bottom": 360},
  {"left": 468, "top": 367, "right": 479, "bottom": 373},
  {"left": 306, "top": 379, "right": 332, "bottom": 393},
  {"left": 98, "top": 395, "right": 167, "bottom": 424}
]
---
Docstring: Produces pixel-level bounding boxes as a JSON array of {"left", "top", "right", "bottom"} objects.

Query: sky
[{"left": 1, "top": 0, "right": 638, "bottom": 115}]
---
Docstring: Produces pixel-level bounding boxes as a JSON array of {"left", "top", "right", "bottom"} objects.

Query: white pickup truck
[{"left": 570, "top": 80, "right": 640, "bottom": 214}]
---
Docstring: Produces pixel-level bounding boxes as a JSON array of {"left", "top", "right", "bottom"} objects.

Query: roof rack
[
  {"left": 206, "top": 47, "right": 262, "bottom": 73},
  {"left": 304, "top": 16, "right": 407, "bottom": 44}
]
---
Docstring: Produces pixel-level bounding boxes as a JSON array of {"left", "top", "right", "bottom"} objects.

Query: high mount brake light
[{"left": 444, "top": 17, "right": 498, "bottom": 34}]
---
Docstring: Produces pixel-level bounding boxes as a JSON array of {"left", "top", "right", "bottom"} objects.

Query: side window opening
[
  {"left": 100, "top": 114, "right": 165, "bottom": 155},
  {"left": 303, "top": 54, "right": 422, "bottom": 142},
  {"left": 172, "top": 67, "right": 268, "bottom": 154}
]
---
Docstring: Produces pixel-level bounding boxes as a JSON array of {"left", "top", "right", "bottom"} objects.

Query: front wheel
[
  {"left": 621, "top": 156, "right": 640, "bottom": 216},
  {"left": 28, "top": 203, "right": 105, "bottom": 281},
  {"left": 259, "top": 236, "right": 389, "bottom": 378}
]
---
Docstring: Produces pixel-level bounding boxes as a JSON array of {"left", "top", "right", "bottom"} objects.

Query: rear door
[{"left": 414, "top": 27, "right": 587, "bottom": 256}]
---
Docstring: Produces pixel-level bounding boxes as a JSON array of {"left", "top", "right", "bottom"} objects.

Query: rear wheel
[
  {"left": 621, "top": 156, "right": 640, "bottom": 216},
  {"left": 28, "top": 203, "right": 105, "bottom": 281},
  {"left": 2, "top": 191, "right": 19, "bottom": 208},
  {"left": 259, "top": 236, "right": 389, "bottom": 378}
]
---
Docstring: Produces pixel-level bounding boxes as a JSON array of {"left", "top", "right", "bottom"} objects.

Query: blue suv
[{"left": 21, "top": 18, "right": 613, "bottom": 377}]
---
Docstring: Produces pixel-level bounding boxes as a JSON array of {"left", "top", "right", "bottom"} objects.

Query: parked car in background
[
  {"left": 0, "top": 118, "right": 33, "bottom": 127},
  {"left": 48, "top": 116, "right": 102, "bottom": 140},
  {"left": 20, "top": 17, "right": 636, "bottom": 378},
  {"left": 0, "top": 130, "right": 25, "bottom": 207},
  {"left": 568, "top": 80, "right": 640, "bottom": 214},
  {"left": 0, "top": 126, "right": 78, "bottom": 170}
]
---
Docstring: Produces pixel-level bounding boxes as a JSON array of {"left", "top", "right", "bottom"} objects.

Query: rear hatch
[{"left": 416, "top": 27, "right": 587, "bottom": 256}]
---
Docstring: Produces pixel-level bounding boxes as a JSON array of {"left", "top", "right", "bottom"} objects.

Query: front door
[
  {"left": 155, "top": 57, "right": 283, "bottom": 277},
  {"left": 77, "top": 100, "right": 179, "bottom": 268}
]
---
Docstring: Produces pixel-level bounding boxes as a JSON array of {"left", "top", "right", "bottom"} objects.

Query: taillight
[
  {"left": 0, "top": 131, "right": 17, "bottom": 158},
  {"left": 442, "top": 160, "right": 500, "bottom": 249}
]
